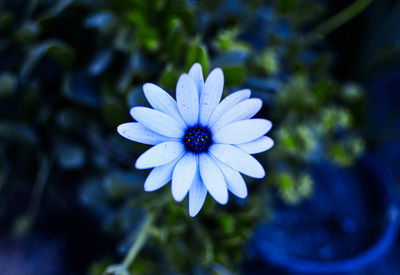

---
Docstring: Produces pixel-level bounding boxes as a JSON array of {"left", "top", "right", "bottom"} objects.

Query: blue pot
[{"left": 251, "top": 156, "right": 400, "bottom": 274}]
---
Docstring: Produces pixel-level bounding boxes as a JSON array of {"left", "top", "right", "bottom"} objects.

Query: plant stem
[
  {"left": 122, "top": 211, "right": 156, "bottom": 269},
  {"left": 311, "top": 0, "right": 373, "bottom": 37},
  {"left": 14, "top": 155, "right": 51, "bottom": 236}
]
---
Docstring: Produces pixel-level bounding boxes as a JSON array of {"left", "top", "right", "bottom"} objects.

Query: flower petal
[
  {"left": 209, "top": 143, "right": 265, "bottom": 178},
  {"left": 176, "top": 74, "right": 199, "bottom": 126},
  {"left": 188, "top": 63, "right": 204, "bottom": 96},
  {"left": 117, "top": 122, "right": 173, "bottom": 145},
  {"left": 144, "top": 157, "right": 181, "bottom": 191},
  {"left": 208, "top": 89, "right": 251, "bottom": 126},
  {"left": 236, "top": 136, "right": 274, "bottom": 154},
  {"left": 214, "top": 157, "right": 247, "bottom": 198},
  {"left": 130, "top": 107, "right": 185, "bottom": 138},
  {"left": 142, "top": 83, "right": 186, "bottom": 127},
  {"left": 199, "top": 68, "right": 224, "bottom": 125},
  {"left": 199, "top": 153, "right": 228, "bottom": 204},
  {"left": 189, "top": 172, "right": 207, "bottom": 217},
  {"left": 135, "top": 141, "right": 184, "bottom": 169},
  {"left": 213, "top": 119, "right": 272, "bottom": 144},
  {"left": 211, "top": 98, "right": 262, "bottom": 130},
  {"left": 172, "top": 153, "right": 197, "bottom": 202}
]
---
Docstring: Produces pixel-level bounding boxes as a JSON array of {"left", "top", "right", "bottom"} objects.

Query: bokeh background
[{"left": 0, "top": 0, "right": 399, "bottom": 274}]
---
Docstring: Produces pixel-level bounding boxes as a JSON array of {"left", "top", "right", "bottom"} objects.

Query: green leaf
[
  {"left": 0, "top": 72, "right": 17, "bottom": 98},
  {"left": 221, "top": 66, "right": 245, "bottom": 86}
]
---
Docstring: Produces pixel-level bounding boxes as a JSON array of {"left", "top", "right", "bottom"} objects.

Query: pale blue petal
[
  {"left": 144, "top": 157, "right": 181, "bottom": 191},
  {"left": 236, "top": 136, "right": 274, "bottom": 154},
  {"left": 214, "top": 157, "right": 247, "bottom": 199},
  {"left": 199, "top": 153, "right": 228, "bottom": 204},
  {"left": 207, "top": 89, "right": 251, "bottom": 126},
  {"left": 199, "top": 68, "right": 224, "bottom": 125},
  {"left": 142, "top": 83, "right": 186, "bottom": 127},
  {"left": 172, "top": 153, "right": 197, "bottom": 202},
  {"left": 209, "top": 143, "right": 265, "bottom": 178},
  {"left": 135, "top": 141, "right": 184, "bottom": 169},
  {"left": 188, "top": 63, "right": 204, "bottom": 96},
  {"left": 117, "top": 122, "right": 173, "bottom": 145},
  {"left": 189, "top": 171, "right": 207, "bottom": 217},
  {"left": 176, "top": 74, "right": 199, "bottom": 126},
  {"left": 130, "top": 107, "right": 185, "bottom": 138},
  {"left": 213, "top": 119, "right": 272, "bottom": 144},
  {"left": 211, "top": 98, "right": 262, "bottom": 130}
]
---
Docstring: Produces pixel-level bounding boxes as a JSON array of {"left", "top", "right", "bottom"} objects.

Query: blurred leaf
[
  {"left": 104, "top": 264, "right": 129, "bottom": 275},
  {"left": 20, "top": 40, "right": 74, "bottom": 83},
  {"left": 62, "top": 73, "right": 100, "bottom": 107},
  {"left": 213, "top": 51, "right": 249, "bottom": 67},
  {"left": 80, "top": 178, "right": 111, "bottom": 216},
  {"left": 13, "top": 21, "right": 40, "bottom": 43},
  {"left": 54, "top": 140, "right": 86, "bottom": 170},
  {"left": 0, "top": 72, "right": 17, "bottom": 98},
  {"left": 159, "top": 64, "right": 179, "bottom": 89},
  {"left": 85, "top": 11, "right": 116, "bottom": 32},
  {"left": 0, "top": 121, "right": 38, "bottom": 145},
  {"left": 165, "top": 16, "right": 184, "bottom": 63},
  {"left": 222, "top": 66, "right": 245, "bottom": 86},
  {"left": 278, "top": 0, "right": 297, "bottom": 14},
  {"left": 259, "top": 48, "right": 280, "bottom": 74},
  {"left": 89, "top": 49, "right": 114, "bottom": 76},
  {"left": 0, "top": 10, "right": 12, "bottom": 30},
  {"left": 102, "top": 92, "right": 127, "bottom": 126},
  {"left": 103, "top": 171, "right": 143, "bottom": 199},
  {"left": 198, "top": 45, "right": 209, "bottom": 75},
  {"left": 38, "top": 0, "right": 74, "bottom": 21}
]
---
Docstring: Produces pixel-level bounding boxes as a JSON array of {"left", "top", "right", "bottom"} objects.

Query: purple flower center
[{"left": 183, "top": 125, "right": 212, "bottom": 153}]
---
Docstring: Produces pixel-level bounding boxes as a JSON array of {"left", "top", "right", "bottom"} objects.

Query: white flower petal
[
  {"left": 208, "top": 89, "right": 251, "bottom": 126},
  {"left": 188, "top": 63, "right": 204, "bottom": 96},
  {"left": 176, "top": 74, "right": 199, "bottom": 126},
  {"left": 211, "top": 98, "right": 262, "bottom": 130},
  {"left": 199, "top": 153, "right": 228, "bottom": 204},
  {"left": 144, "top": 157, "right": 181, "bottom": 191},
  {"left": 117, "top": 122, "right": 173, "bottom": 145},
  {"left": 236, "top": 136, "right": 274, "bottom": 154},
  {"left": 172, "top": 153, "right": 197, "bottom": 202},
  {"left": 209, "top": 143, "right": 265, "bottom": 178},
  {"left": 189, "top": 172, "right": 207, "bottom": 217},
  {"left": 213, "top": 119, "right": 272, "bottom": 144},
  {"left": 130, "top": 107, "right": 185, "bottom": 138},
  {"left": 135, "top": 141, "right": 184, "bottom": 169},
  {"left": 142, "top": 83, "right": 186, "bottom": 127},
  {"left": 199, "top": 68, "right": 224, "bottom": 125},
  {"left": 214, "top": 158, "right": 247, "bottom": 198}
]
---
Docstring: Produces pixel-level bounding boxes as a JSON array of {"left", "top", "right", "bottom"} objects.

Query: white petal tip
[
  {"left": 116, "top": 124, "right": 125, "bottom": 137},
  {"left": 172, "top": 192, "right": 186, "bottom": 202},
  {"left": 190, "top": 62, "right": 202, "bottom": 70},
  {"left": 134, "top": 161, "right": 146, "bottom": 170},
  {"left": 212, "top": 193, "right": 228, "bottom": 205},
  {"left": 218, "top": 197, "right": 228, "bottom": 205},
  {"left": 189, "top": 208, "right": 202, "bottom": 217},
  {"left": 129, "top": 107, "right": 138, "bottom": 119},
  {"left": 236, "top": 192, "right": 248, "bottom": 199},
  {"left": 253, "top": 171, "right": 265, "bottom": 179}
]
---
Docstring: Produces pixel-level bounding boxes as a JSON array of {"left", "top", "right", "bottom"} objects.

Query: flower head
[{"left": 117, "top": 63, "right": 274, "bottom": 216}]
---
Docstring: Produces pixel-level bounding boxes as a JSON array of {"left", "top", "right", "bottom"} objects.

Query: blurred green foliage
[{"left": 0, "top": 0, "right": 366, "bottom": 274}]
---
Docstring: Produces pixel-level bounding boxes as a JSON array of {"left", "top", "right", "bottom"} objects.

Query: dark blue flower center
[{"left": 183, "top": 125, "right": 212, "bottom": 153}]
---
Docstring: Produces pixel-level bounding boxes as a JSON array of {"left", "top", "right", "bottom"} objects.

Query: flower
[{"left": 117, "top": 63, "right": 274, "bottom": 216}]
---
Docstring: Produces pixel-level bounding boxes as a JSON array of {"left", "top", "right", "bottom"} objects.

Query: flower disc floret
[{"left": 183, "top": 125, "right": 212, "bottom": 153}]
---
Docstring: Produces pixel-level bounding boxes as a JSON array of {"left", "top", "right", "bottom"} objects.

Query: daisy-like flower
[{"left": 117, "top": 63, "right": 274, "bottom": 216}]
